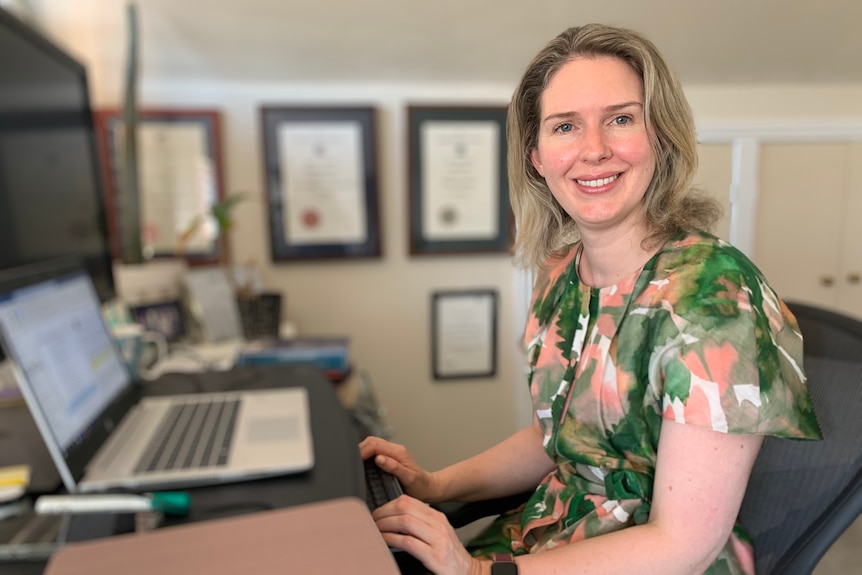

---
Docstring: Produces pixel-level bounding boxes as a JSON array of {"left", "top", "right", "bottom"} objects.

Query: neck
[{"left": 577, "top": 223, "right": 657, "bottom": 288}]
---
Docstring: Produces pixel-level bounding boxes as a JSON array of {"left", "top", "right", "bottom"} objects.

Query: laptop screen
[{"left": 0, "top": 270, "right": 129, "bottom": 453}]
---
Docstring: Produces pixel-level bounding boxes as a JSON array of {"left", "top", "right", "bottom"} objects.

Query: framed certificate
[
  {"left": 261, "top": 106, "right": 381, "bottom": 261},
  {"left": 94, "top": 109, "right": 225, "bottom": 265},
  {"left": 408, "top": 106, "right": 513, "bottom": 256},
  {"left": 431, "top": 289, "right": 498, "bottom": 380}
]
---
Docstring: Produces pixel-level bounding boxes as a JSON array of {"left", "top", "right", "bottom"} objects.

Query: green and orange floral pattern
[{"left": 468, "top": 230, "right": 821, "bottom": 574}]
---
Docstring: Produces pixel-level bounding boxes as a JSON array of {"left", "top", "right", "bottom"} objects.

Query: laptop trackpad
[{"left": 247, "top": 416, "right": 301, "bottom": 442}]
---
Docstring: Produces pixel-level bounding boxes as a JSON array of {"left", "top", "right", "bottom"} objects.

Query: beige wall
[
  {"left": 31, "top": 6, "right": 862, "bottom": 471},
  {"left": 688, "top": 84, "right": 862, "bottom": 120},
  {"left": 129, "top": 81, "right": 527, "bottom": 473}
]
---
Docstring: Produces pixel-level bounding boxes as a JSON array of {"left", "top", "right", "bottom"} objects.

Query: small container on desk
[{"left": 235, "top": 293, "right": 282, "bottom": 340}]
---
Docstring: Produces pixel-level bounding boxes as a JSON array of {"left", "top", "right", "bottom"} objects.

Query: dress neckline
[{"left": 573, "top": 242, "right": 659, "bottom": 295}]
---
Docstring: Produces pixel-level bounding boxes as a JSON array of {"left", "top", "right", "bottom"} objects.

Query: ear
[{"left": 529, "top": 148, "right": 544, "bottom": 177}]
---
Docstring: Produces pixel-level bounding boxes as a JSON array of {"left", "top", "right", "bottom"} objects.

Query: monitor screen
[{"left": 0, "top": 8, "right": 115, "bottom": 304}]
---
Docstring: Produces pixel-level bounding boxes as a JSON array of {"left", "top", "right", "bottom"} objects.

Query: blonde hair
[{"left": 508, "top": 24, "right": 720, "bottom": 270}]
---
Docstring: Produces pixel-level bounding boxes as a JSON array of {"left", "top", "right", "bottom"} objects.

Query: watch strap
[{"left": 491, "top": 553, "right": 518, "bottom": 574}]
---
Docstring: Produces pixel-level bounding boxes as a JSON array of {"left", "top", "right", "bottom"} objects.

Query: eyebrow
[{"left": 541, "top": 101, "right": 644, "bottom": 124}]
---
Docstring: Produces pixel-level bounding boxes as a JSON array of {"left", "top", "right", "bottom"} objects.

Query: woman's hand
[
  {"left": 372, "top": 494, "right": 486, "bottom": 575},
  {"left": 359, "top": 436, "right": 441, "bottom": 503}
]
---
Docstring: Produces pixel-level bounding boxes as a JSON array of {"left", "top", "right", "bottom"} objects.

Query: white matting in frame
[{"left": 432, "top": 289, "right": 497, "bottom": 380}]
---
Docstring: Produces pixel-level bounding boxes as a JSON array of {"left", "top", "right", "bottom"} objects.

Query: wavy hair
[{"left": 508, "top": 24, "right": 720, "bottom": 270}]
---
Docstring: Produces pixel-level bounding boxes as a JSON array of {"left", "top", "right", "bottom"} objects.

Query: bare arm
[
  {"left": 360, "top": 416, "right": 554, "bottom": 505},
  {"left": 500, "top": 420, "right": 764, "bottom": 575},
  {"left": 430, "top": 415, "right": 555, "bottom": 504},
  {"left": 373, "top": 419, "right": 763, "bottom": 575}
]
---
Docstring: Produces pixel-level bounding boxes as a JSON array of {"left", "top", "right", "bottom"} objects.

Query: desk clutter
[
  {"left": 111, "top": 259, "right": 280, "bottom": 345},
  {"left": 103, "top": 259, "right": 354, "bottom": 380},
  {"left": 236, "top": 337, "right": 350, "bottom": 376},
  {"left": 0, "top": 247, "right": 370, "bottom": 574},
  {"left": 0, "top": 254, "right": 372, "bottom": 573},
  {"left": 0, "top": 465, "right": 60, "bottom": 561}
]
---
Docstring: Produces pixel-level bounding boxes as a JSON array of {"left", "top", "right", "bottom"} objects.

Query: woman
[{"left": 360, "top": 24, "right": 821, "bottom": 575}]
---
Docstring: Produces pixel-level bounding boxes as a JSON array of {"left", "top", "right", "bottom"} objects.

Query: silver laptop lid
[{"left": 0, "top": 258, "right": 134, "bottom": 489}]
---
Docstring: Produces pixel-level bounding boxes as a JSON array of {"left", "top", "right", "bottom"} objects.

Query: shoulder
[
  {"left": 645, "top": 230, "right": 773, "bottom": 312},
  {"left": 531, "top": 244, "right": 578, "bottom": 300},
  {"left": 653, "top": 230, "right": 763, "bottom": 282},
  {"left": 636, "top": 230, "right": 801, "bottom": 343},
  {"left": 526, "top": 243, "right": 580, "bottom": 327}
]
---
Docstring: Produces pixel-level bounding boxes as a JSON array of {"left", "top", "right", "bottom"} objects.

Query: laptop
[{"left": 0, "top": 258, "right": 315, "bottom": 493}]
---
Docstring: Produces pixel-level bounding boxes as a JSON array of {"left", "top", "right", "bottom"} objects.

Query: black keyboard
[
  {"left": 134, "top": 399, "right": 240, "bottom": 474},
  {"left": 364, "top": 458, "right": 403, "bottom": 510}
]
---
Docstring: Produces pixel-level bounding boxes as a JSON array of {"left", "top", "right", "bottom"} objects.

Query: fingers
[
  {"left": 372, "top": 452, "right": 402, "bottom": 474},
  {"left": 359, "top": 437, "right": 414, "bottom": 476},
  {"left": 359, "top": 436, "right": 406, "bottom": 462},
  {"left": 359, "top": 438, "right": 434, "bottom": 501},
  {"left": 372, "top": 495, "right": 476, "bottom": 575},
  {"left": 375, "top": 507, "right": 439, "bottom": 549},
  {"left": 373, "top": 498, "right": 441, "bottom": 553}
]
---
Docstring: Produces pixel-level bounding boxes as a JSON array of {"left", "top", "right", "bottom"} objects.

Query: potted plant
[{"left": 177, "top": 193, "right": 282, "bottom": 340}]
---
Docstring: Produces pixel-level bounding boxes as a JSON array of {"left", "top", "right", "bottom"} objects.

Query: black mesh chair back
[
  {"left": 786, "top": 300, "right": 862, "bottom": 360},
  {"left": 739, "top": 348, "right": 862, "bottom": 572}
]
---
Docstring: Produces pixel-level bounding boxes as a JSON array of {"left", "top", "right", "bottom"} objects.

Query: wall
[
  {"left": 30, "top": 6, "right": 862, "bottom": 472},
  {"left": 688, "top": 84, "right": 862, "bottom": 120},
  {"left": 134, "top": 80, "right": 528, "bottom": 473}
]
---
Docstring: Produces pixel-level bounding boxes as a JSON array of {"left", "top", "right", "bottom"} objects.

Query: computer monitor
[{"left": 0, "top": 7, "right": 115, "bottom": 305}]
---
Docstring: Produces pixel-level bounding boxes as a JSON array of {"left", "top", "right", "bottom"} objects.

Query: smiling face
[{"left": 529, "top": 56, "right": 656, "bottom": 240}]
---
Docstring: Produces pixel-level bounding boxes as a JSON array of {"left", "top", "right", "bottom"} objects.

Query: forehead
[{"left": 541, "top": 56, "right": 644, "bottom": 113}]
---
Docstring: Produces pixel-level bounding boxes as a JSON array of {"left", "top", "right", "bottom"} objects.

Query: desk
[{"left": 0, "top": 364, "right": 365, "bottom": 574}]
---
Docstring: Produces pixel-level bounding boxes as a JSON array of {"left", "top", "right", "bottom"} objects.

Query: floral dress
[{"left": 467, "top": 230, "right": 822, "bottom": 574}]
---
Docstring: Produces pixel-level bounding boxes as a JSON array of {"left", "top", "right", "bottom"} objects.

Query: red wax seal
[{"left": 302, "top": 209, "right": 320, "bottom": 228}]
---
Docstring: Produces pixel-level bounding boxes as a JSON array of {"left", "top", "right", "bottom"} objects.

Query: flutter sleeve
[{"left": 650, "top": 243, "right": 821, "bottom": 439}]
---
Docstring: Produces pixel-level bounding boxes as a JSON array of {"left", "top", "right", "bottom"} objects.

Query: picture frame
[
  {"left": 129, "top": 300, "right": 186, "bottom": 342},
  {"left": 407, "top": 106, "right": 513, "bottom": 256},
  {"left": 93, "top": 108, "right": 225, "bottom": 265},
  {"left": 431, "top": 289, "right": 498, "bottom": 380},
  {"left": 260, "top": 106, "right": 381, "bottom": 261}
]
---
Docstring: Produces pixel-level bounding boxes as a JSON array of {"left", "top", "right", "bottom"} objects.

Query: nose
[{"left": 580, "top": 124, "right": 611, "bottom": 163}]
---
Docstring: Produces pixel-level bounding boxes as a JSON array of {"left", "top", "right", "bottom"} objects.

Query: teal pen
[{"left": 35, "top": 492, "right": 191, "bottom": 516}]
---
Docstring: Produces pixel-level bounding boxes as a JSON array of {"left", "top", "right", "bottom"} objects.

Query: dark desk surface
[{"left": 0, "top": 364, "right": 365, "bottom": 574}]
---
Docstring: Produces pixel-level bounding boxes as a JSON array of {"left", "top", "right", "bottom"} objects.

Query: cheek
[
  {"left": 615, "top": 137, "right": 655, "bottom": 172},
  {"left": 538, "top": 143, "right": 578, "bottom": 174}
]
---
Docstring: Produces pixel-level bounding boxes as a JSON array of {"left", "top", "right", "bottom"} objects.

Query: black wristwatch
[{"left": 490, "top": 553, "right": 519, "bottom": 575}]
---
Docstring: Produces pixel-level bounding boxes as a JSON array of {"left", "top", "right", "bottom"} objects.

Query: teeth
[{"left": 577, "top": 174, "right": 618, "bottom": 187}]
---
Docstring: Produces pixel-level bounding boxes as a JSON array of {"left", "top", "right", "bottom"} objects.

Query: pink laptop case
[{"left": 45, "top": 497, "right": 400, "bottom": 575}]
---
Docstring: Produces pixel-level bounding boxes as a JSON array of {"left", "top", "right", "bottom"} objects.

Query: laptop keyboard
[
  {"left": 364, "top": 458, "right": 403, "bottom": 511},
  {"left": 134, "top": 399, "right": 241, "bottom": 474}
]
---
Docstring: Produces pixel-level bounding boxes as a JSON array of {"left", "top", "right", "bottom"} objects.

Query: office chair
[
  {"left": 438, "top": 304, "right": 862, "bottom": 575},
  {"left": 785, "top": 300, "right": 862, "bottom": 361},
  {"left": 739, "top": 301, "right": 862, "bottom": 574},
  {"left": 738, "top": 353, "right": 862, "bottom": 574}
]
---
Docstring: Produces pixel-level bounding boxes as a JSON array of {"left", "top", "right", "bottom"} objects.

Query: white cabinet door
[
  {"left": 754, "top": 143, "right": 849, "bottom": 311},
  {"left": 837, "top": 143, "right": 862, "bottom": 317},
  {"left": 696, "top": 143, "right": 733, "bottom": 242}
]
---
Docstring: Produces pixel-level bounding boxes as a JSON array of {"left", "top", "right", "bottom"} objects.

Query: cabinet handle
[
  {"left": 848, "top": 273, "right": 861, "bottom": 285},
  {"left": 821, "top": 276, "right": 835, "bottom": 287}
]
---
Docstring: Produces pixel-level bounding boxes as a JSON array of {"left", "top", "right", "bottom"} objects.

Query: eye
[
  {"left": 611, "top": 115, "right": 632, "bottom": 126},
  {"left": 554, "top": 122, "right": 573, "bottom": 133}
]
